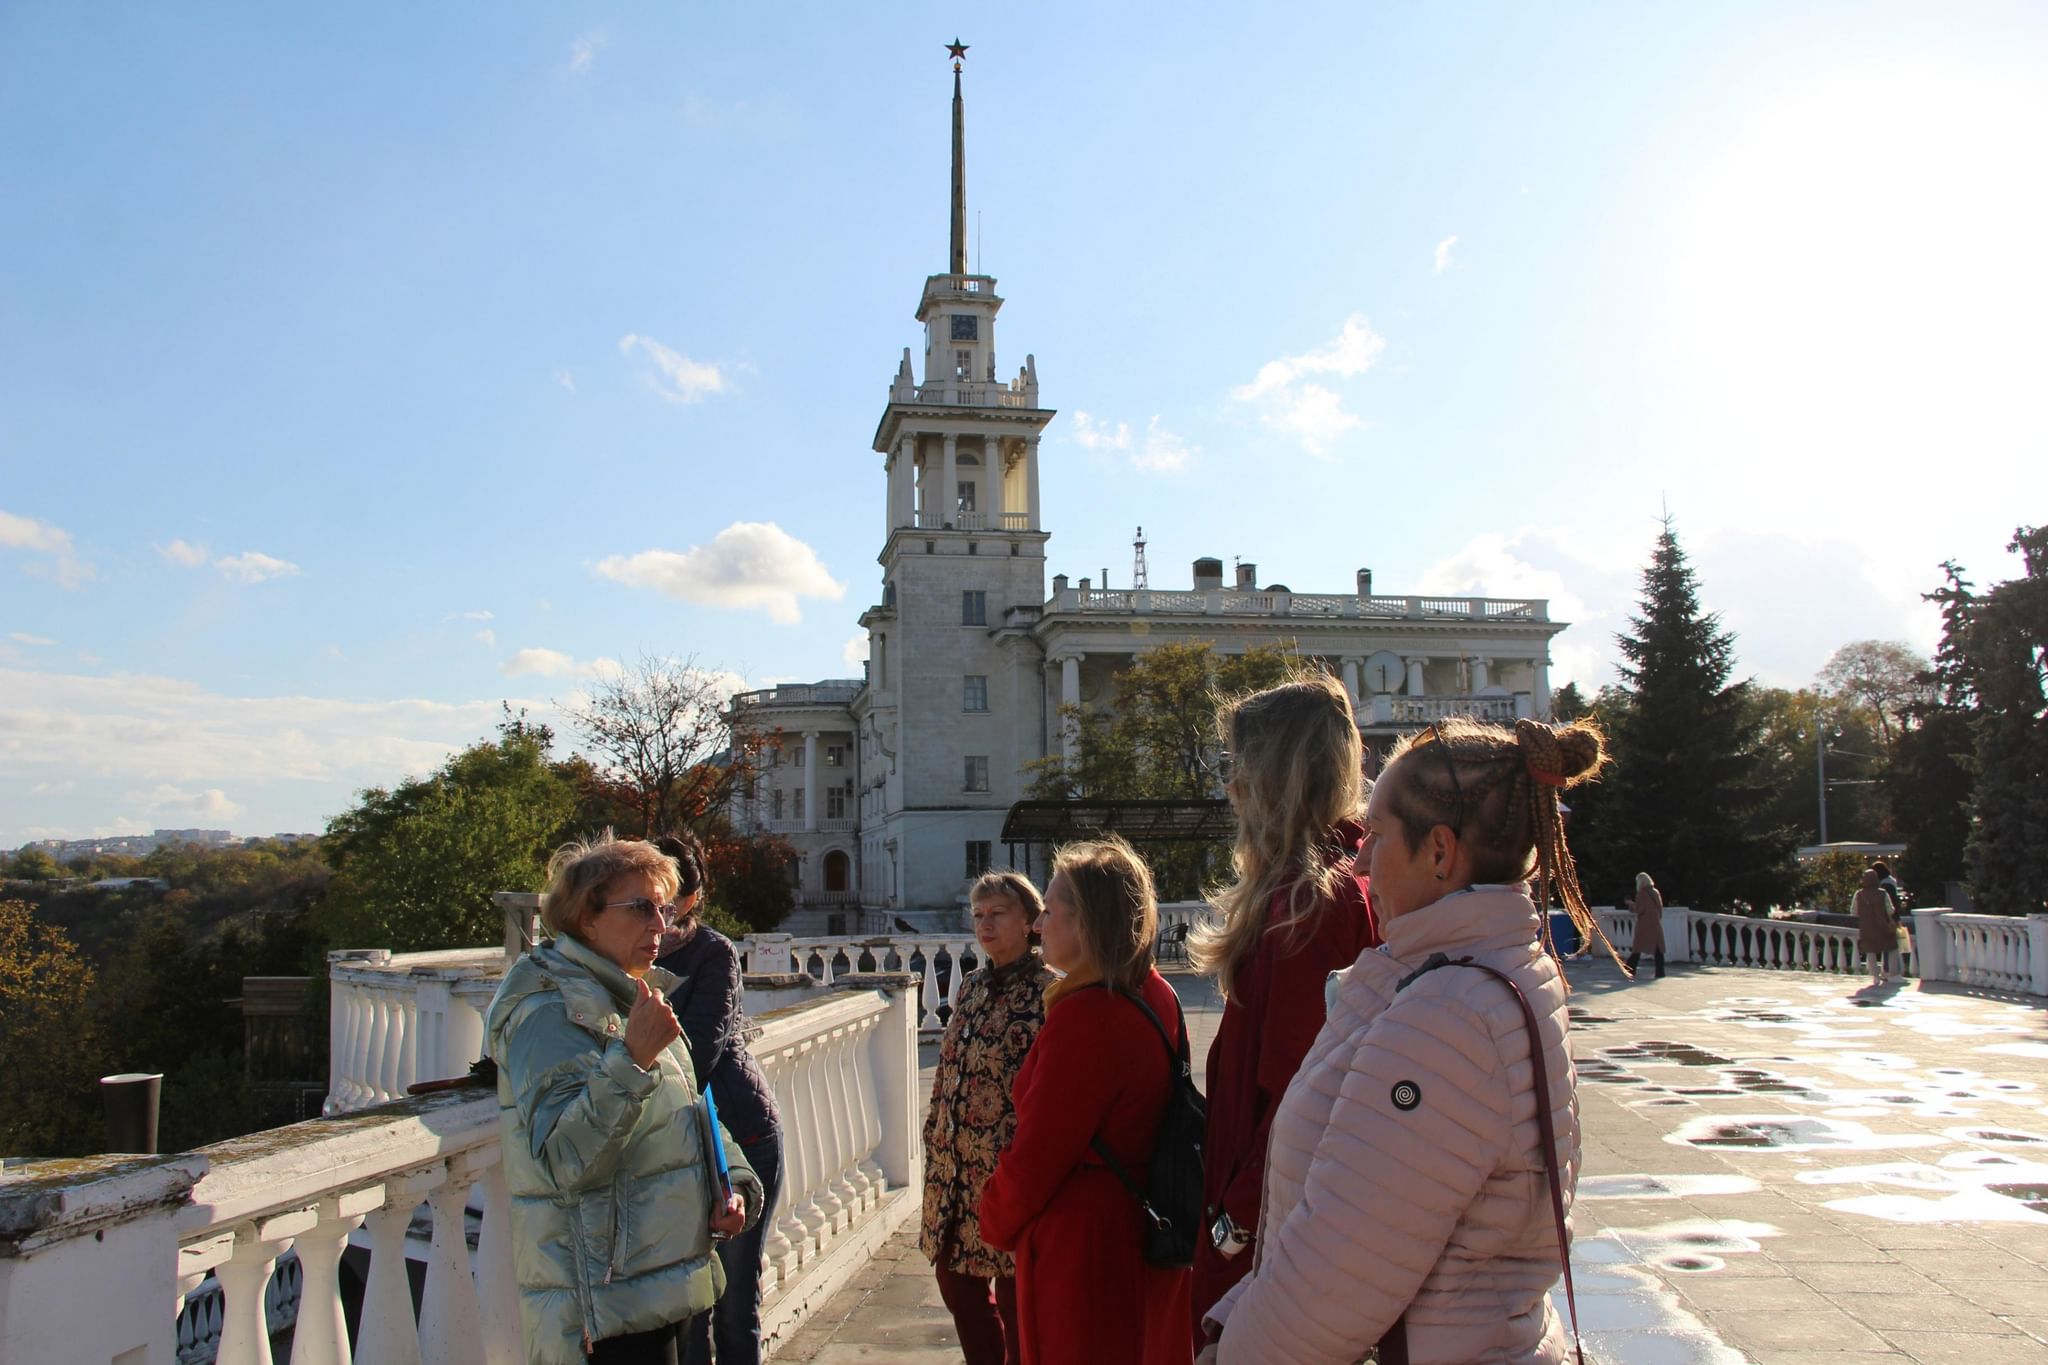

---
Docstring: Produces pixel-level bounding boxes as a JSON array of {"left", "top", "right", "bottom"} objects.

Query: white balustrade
[
  {"left": 742, "top": 936, "right": 984, "bottom": 1032},
  {"left": 326, "top": 949, "right": 511, "bottom": 1117},
  {"left": 1046, "top": 588, "right": 1548, "bottom": 622},
  {"left": 0, "top": 977, "right": 922, "bottom": 1365},
  {"left": 1939, "top": 913, "right": 2035, "bottom": 993},
  {"left": 1683, "top": 911, "right": 1907, "bottom": 978}
]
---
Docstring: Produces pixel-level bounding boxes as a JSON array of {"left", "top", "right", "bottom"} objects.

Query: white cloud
[
  {"left": 501, "top": 647, "right": 622, "bottom": 680},
  {"left": 594, "top": 521, "right": 845, "bottom": 625},
  {"left": 214, "top": 550, "right": 301, "bottom": 584},
  {"left": 1131, "top": 417, "right": 1193, "bottom": 473},
  {"left": 0, "top": 509, "right": 94, "bottom": 588},
  {"left": 157, "top": 539, "right": 211, "bottom": 568},
  {"left": 567, "top": 31, "right": 605, "bottom": 75},
  {"left": 842, "top": 632, "right": 870, "bottom": 670},
  {"left": 1070, "top": 411, "right": 1131, "bottom": 450},
  {"left": 1232, "top": 315, "right": 1385, "bottom": 456},
  {"left": 1233, "top": 314, "right": 1386, "bottom": 402},
  {"left": 1434, "top": 235, "right": 1458, "bottom": 273},
  {"left": 9, "top": 632, "right": 53, "bottom": 647},
  {"left": 474, "top": 628, "right": 497, "bottom": 648},
  {"left": 125, "top": 784, "right": 244, "bottom": 825},
  {"left": 619, "top": 333, "right": 730, "bottom": 404},
  {"left": 553, "top": 368, "right": 577, "bottom": 392},
  {"left": 448, "top": 609, "right": 494, "bottom": 621}
]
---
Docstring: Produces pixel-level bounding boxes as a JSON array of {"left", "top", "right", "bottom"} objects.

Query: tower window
[
  {"left": 955, "top": 349, "right": 973, "bottom": 380},
  {"left": 964, "top": 756, "right": 990, "bottom": 792},
  {"left": 957, "top": 480, "right": 976, "bottom": 512},
  {"left": 962, "top": 590, "right": 987, "bottom": 626},
  {"left": 963, "top": 675, "right": 989, "bottom": 712}
]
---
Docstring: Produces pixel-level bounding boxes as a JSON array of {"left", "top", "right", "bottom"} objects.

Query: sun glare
[{"left": 1670, "top": 64, "right": 2048, "bottom": 517}]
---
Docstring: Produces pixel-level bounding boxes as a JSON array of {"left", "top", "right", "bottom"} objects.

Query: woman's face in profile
[
  {"left": 1358, "top": 759, "right": 1436, "bottom": 921},
  {"left": 972, "top": 891, "right": 1033, "bottom": 966},
  {"left": 1036, "top": 873, "right": 1087, "bottom": 974}
]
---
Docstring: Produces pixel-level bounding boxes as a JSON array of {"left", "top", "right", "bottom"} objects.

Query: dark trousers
[
  {"left": 590, "top": 1323, "right": 679, "bottom": 1365},
  {"left": 934, "top": 1235, "right": 1020, "bottom": 1365},
  {"left": 682, "top": 1131, "right": 784, "bottom": 1365},
  {"left": 1628, "top": 951, "right": 1666, "bottom": 979}
]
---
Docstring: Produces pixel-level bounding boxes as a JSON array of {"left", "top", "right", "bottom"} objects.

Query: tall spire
[{"left": 947, "top": 38, "right": 969, "bottom": 275}]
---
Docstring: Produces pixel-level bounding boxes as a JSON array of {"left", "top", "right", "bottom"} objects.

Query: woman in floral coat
[{"left": 921, "top": 870, "right": 1055, "bottom": 1365}]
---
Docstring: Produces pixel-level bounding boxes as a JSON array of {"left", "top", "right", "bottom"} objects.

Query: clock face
[{"left": 950, "top": 314, "right": 979, "bottom": 341}]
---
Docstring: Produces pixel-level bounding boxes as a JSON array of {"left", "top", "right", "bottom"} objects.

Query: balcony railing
[
  {"left": 1366, "top": 694, "right": 1526, "bottom": 726},
  {"left": 1045, "top": 587, "right": 1548, "bottom": 621},
  {"left": 0, "top": 971, "right": 921, "bottom": 1365},
  {"left": 730, "top": 681, "right": 863, "bottom": 709}
]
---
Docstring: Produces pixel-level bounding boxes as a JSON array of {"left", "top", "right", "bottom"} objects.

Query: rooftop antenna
[{"left": 1132, "top": 526, "right": 1150, "bottom": 589}]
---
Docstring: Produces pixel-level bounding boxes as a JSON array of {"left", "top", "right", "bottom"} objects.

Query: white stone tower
[{"left": 853, "top": 41, "right": 1056, "bottom": 912}]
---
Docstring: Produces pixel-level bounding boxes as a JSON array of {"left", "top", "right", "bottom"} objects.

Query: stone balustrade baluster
[
  {"left": 916, "top": 943, "right": 943, "bottom": 1029},
  {"left": 474, "top": 1159, "right": 523, "bottom": 1362},
  {"left": 831, "top": 1027, "right": 875, "bottom": 1210},
  {"left": 820, "top": 1024, "right": 861, "bottom": 1218},
  {"left": 290, "top": 1190, "right": 378, "bottom": 1365},
  {"left": 215, "top": 1209, "right": 312, "bottom": 1365},
  {"left": 803, "top": 1041, "right": 848, "bottom": 1233},
  {"left": 360, "top": 988, "right": 390, "bottom": 1105},
  {"left": 775, "top": 1043, "right": 824, "bottom": 1260},
  {"left": 852, "top": 1014, "right": 888, "bottom": 1196},
  {"left": 419, "top": 1166, "right": 487, "bottom": 1365},
  {"left": 358, "top": 1186, "right": 429, "bottom": 1365},
  {"left": 392, "top": 987, "right": 418, "bottom": 1094}
]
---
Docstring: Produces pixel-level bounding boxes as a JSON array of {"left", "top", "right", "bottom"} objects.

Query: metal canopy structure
[{"left": 998, "top": 799, "right": 1236, "bottom": 845}]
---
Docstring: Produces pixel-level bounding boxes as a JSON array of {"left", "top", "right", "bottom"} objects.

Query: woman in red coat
[
  {"left": 1187, "top": 672, "right": 1380, "bottom": 1342},
  {"left": 980, "top": 836, "right": 1194, "bottom": 1365}
]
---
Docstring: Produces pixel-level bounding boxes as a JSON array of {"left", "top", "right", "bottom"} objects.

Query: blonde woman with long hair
[{"left": 1186, "top": 671, "right": 1380, "bottom": 1342}]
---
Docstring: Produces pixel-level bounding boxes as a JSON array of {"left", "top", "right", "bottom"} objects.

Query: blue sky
[{"left": 3, "top": 3, "right": 2043, "bottom": 847}]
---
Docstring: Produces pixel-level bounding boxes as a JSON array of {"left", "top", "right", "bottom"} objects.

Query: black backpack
[{"left": 1087, "top": 982, "right": 1206, "bottom": 1269}]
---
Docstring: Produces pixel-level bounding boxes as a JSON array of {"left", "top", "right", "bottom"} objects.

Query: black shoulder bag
[{"left": 1087, "top": 981, "right": 1207, "bottom": 1269}]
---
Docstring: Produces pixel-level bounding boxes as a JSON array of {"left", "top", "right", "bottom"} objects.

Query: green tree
[
  {"left": 0, "top": 899, "right": 110, "bottom": 1156},
  {"left": 5, "top": 847, "right": 62, "bottom": 881},
  {"left": 1946, "top": 528, "right": 2048, "bottom": 914},
  {"left": 1745, "top": 687, "right": 1888, "bottom": 846},
  {"left": 315, "top": 724, "right": 579, "bottom": 952},
  {"left": 1576, "top": 519, "right": 1798, "bottom": 913},
  {"left": 1023, "top": 642, "right": 1300, "bottom": 896},
  {"left": 1817, "top": 640, "right": 1934, "bottom": 749}
]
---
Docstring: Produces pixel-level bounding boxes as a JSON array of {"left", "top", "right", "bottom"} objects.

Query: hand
[
  {"left": 708, "top": 1189, "right": 745, "bottom": 1239},
  {"left": 624, "top": 977, "right": 682, "bottom": 1070}
]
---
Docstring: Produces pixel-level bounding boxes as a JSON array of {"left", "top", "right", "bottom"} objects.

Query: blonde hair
[
  {"left": 1045, "top": 836, "right": 1158, "bottom": 1005},
  {"left": 540, "top": 834, "right": 680, "bottom": 942},
  {"left": 1635, "top": 871, "right": 1655, "bottom": 892},
  {"left": 1381, "top": 717, "right": 1613, "bottom": 966},
  {"left": 1190, "top": 670, "right": 1364, "bottom": 997}
]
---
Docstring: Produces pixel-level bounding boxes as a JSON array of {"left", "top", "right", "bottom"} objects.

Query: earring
[{"left": 1435, "top": 870, "right": 1446, "bottom": 880}]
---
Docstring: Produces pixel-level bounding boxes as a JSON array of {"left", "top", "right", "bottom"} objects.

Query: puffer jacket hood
[
  {"left": 1213, "top": 884, "right": 1579, "bottom": 1364},
  {"left": 487, "top": 934, "right": 762, "bottom": 1364}
]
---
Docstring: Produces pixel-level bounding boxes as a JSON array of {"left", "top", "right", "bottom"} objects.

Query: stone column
[
  {"left": 1059, "top": 655, "right": 1082, "bottom": 761},
  {"left": 1534, "top": 655, "right": 1552, "bottom": 718},
  {"left": 1025, "top": 435, "right": 1042, "bottom": 530},
  {"left": 889, "top": 433, "right": 917, "bottom": 530},
  {"left": 941, "top": 435, "right": 959, "bottom": 528},
  {"left": 1341, "top": 657, "right": 1361, "bottom": 703},
  {"left": 804, "top": 732, "right": 820, "bottom": 833},
  {"left": 1405, "top": 656, "right": 1427, "bottom": 696},
  {"left": 1471, "top": 657, "right": 1491, "bottom": 692}
]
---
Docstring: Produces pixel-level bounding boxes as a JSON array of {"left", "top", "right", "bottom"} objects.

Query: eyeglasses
[
  {"left": 599, "top": 897, "right": 680, "bottom": 928},
  {"left": 1426, "top": 722, "right": 1465, "bottom": 831}
]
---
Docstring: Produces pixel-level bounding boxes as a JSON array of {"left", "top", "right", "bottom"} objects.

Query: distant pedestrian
[
  {"left": 1627, "top": 872, "right": 1666, "bottom": 980},
  {"left": 920, "top": 871, "right": 1055, "bottom": 1365},
  {"left": 1187, "top": 672, "right": 1380, "bottom": 1344},
  {"left": 1872, "top": 860, "right": 1908, "bottom": 977},
  {"left": 1854, "top": 867, "right": 1895, "bottom": 985}
]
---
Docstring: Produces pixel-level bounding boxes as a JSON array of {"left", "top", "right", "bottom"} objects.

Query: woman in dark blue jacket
[{"left": 655, "top": 831, "right": 783, "bottom": 1365}]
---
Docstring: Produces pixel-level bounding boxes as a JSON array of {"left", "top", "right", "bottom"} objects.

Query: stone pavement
[{"left": 777, "top": 962, "right": 2048, "bottom": 1363}]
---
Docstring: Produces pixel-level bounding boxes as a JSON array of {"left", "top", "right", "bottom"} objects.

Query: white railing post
[
  {"left": 2027, "top": 914, "right": 2048, "bottom": 996},
  {"left": 358, "top": 1185, "right": 429, "bottom": 1365},
  {"left": 289, "top": 1191, "right": 376, "bottom": 1365},
  {"left": 870, "top": 979, "right": 921, "bottom": 1190},
  {"left": 1663, "top": 907, "right": 1693, "bottom": 963},
  {"left": 474, "top": 1160, "right": 523, "bottom": 1364},
  {"left": 419, "top": 1164, "right": 487, "bottom": 1365}
]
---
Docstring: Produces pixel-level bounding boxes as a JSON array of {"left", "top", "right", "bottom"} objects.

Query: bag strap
[
  {"left": 1383, "top": 952, "right": 1585, "bottom": 1365},
  {"left": 1078, "top": 981, "right": 1189, "bottom": 1217}
]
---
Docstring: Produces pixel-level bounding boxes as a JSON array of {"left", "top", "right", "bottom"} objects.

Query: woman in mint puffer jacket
[{"left": 488, "top": 835, "right": 764, "bottom": 1365}]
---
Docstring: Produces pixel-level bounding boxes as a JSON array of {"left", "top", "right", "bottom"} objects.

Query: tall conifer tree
[{"left": 1582, "top": 519, "right": 1797, "bottom": 912}]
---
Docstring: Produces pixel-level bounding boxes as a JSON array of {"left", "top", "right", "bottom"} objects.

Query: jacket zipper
[{"left": 604, "top": 1174, "right": 624, "bottom": 1284}]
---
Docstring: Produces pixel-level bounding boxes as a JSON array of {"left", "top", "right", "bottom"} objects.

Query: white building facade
[{"left": 732, "top": 60, "right": 1570, "bottom": 922}]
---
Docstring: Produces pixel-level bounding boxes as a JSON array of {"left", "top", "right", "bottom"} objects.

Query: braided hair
[{"left": 1381, "top": 716, "right": 1619, "bottom": 970}]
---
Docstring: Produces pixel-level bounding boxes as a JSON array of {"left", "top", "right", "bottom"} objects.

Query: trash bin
[{"left": 1547, "top": 909, "right": 1582, "bottom": 957}]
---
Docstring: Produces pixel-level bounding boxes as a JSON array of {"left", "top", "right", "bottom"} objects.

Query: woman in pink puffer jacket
[{"left": 1201, "top": 717, "right": 1613, "bottom": 1365}]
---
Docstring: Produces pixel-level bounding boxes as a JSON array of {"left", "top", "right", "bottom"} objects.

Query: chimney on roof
[
  {"left": 1236, "top": 562, "right": 1259, "bottom": 591},
  {"left": 1193, "top": 557, "right": 1224, "bottom": 591},
  {"left": 1357, "top": 568, "right": 1373, "bottom": 597}
]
